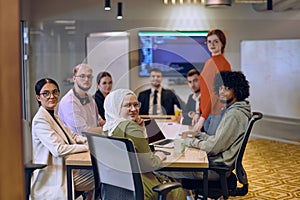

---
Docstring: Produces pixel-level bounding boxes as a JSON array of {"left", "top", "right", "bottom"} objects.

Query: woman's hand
[
  {"left": 154, "top": 151, "right": 167, "bottom": 161},
  {"left": 135, "top": 116, "right": 144, "bottom": 127},
  {"left": 75, "top": 135, "right": 87, "bottom": 144},
  {"left": 98, "top": 115, "right": 106, "bottom": 127},
  {"left": 134, "top": 116, "right": 146, "bottom": 132}
]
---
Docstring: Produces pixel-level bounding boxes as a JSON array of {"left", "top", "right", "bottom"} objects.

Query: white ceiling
[
  {"left": 205, "top": 0, "right": 300, "bottom": 11},
  {"left": 239, "top": 0, "right": 300, "bottom": 11}
]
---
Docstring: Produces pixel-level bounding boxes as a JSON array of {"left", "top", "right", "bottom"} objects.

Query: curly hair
[{"left": 214, "top": 71, "right": 250, "bottom": 101}]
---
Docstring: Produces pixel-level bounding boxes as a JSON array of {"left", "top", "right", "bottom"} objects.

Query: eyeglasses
[
  {"left": 206, "top": 39, "right": 220, "bottom": 45},
  {"left": 75, "top": 74, "right": 93, "bottom": 80},
  {"left": 40, "top": 89, "right": 60, "bottom": 98},
  {"left": 122, "top": 102, "right": 141, "bottom": 109}
]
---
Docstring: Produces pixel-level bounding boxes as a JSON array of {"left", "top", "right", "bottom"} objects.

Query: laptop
[{"left": 144, "top": 119, "right": 174, "bottom": 148}]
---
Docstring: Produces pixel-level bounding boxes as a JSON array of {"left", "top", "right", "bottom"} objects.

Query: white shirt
[{"left": 149, "top": 87, "right": 162, "bottom": 115}]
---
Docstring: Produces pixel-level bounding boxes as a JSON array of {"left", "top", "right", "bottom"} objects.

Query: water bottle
[{"left": 174, "top": 134, "right": 185, "bottom": 155}]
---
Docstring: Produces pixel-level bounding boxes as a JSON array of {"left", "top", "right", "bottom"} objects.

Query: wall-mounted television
[{"left": 138, "top": 31, "right": 210, "bottom": 77}]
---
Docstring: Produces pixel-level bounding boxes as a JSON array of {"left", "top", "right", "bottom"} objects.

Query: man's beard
[
  {"left": 220, "top": 97, "right": 234, "bottom": 105},
  {"left": 78, "top": 84, "right": 91, "bottom": 92},
  {"left": 194, "top": 89, "right": 200, "bottom": 93}
]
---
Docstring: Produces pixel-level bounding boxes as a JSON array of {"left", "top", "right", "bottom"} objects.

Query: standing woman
[
  {"left": 31, "top": 78, "right": 94, "bottom": 200},
  {"left": 193, "top": 29, "right": 231, "bottom": 133},
  {"left": 93, "top": 71, "right": 113, "bottom": 126},
  {"left": 103, "top": 89, "right": 185, "bottom": 200}
]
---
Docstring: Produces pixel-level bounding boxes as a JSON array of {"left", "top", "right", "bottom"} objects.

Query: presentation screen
[{"left": 138, "top": 31, "right": 210, "bottom": 77}]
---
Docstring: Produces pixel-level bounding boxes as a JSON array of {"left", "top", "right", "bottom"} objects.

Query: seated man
[
  {"left": 162, "top": 71, "right": 251, "bottom": 181},
  {"left": 182, "top": 69, "right": 201, "bottom": 125},
  {"left": 58, "top": 63, "right": 102, "bottom": 135},
  {"left": 138, "top": 68, "right": 184, "bottom": 115}
]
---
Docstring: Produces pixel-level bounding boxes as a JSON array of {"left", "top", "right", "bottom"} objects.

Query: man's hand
[
  {"left": 191, "top": 113, "right": 200, "bottom": 126},
  {"left": 193, "top": 116, "right": 205, "bottom": 132}
]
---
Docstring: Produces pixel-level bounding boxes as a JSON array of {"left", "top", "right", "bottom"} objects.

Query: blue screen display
[{"left": 138, "top": 31, "right": 210, "bottom": 77}]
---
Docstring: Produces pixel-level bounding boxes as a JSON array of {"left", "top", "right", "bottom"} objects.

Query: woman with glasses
[
  {"left": 30, "top": 78, "right": 94, "bottom": 200},
  {"left": 103, "top": 88, "right": 185, "bottom": 200},
  {"left": 93, "top": 71, "right": 113, "bottom": 127},
  {"left": 193, "top": 29, "right": 232, "bottom": 134}
]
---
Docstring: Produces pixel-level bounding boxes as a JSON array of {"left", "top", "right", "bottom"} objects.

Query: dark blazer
[
  {"left": 182, "top": 93, "right": 197, "bottom": 125},
  {"left": 138, "top": 88, "right": 184, "bottom": 115},
  {"left": 93, "top": 90, "right": 105, "bottom": 120}
]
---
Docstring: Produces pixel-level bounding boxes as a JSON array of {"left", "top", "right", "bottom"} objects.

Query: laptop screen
[{"left": 144, "top": 119, "right": 166, "bottom": 144}]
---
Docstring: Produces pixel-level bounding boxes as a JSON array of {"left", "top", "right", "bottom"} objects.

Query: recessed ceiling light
[
  {"left": 64, "top": 26, "right": 76, "bottom": 30},
  {"left": 54, "top": 20, "right": 76, "bottom": 24}
]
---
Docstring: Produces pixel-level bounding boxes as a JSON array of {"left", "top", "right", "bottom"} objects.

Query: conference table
[
  {"left": 140, "top": 115, "right": 177, "bottom": 122},
  {"left": 65, "top": 120, "right": 209, "bottom": 200}
]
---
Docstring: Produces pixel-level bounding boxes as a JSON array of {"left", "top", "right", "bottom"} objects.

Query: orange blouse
[{"left": 199, "top": 54, "right": 231, "bottom": 119}]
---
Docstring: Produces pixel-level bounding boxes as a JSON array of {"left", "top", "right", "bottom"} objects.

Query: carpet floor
[{"left": 230, "top": 139, "right": 300, "bottom": 200}]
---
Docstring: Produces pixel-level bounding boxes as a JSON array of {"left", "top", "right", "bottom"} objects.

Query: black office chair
[
  {"left": 84, "top": 132, "right": 182, "bottom": 200},
  {"left": 181, "top": 112, "right": 263, "bottom": 200}
]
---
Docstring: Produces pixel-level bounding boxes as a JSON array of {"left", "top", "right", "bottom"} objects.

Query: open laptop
[{"left": 144, "top": 119, "right": 174, "bottom": 148}]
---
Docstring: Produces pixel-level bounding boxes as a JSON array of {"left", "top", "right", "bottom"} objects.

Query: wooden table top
[
  {"left": 140, "top": 115, "right": 177, "bottom": 122},
  {"left": 66, "top": 147, "right": 208, "bottom": 169}
]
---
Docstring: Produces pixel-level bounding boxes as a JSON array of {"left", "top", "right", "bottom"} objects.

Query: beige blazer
[{"left": 30, "top": 106, "right": 88, "bottom": 200}]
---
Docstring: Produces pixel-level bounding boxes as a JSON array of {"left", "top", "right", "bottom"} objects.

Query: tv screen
[{"left": 138, "top": 31, "right": 210, "bottom": 77}]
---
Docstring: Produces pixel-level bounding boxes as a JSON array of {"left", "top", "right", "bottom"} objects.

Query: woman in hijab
[{"left": 103, "top": 88, "right": 185, "bottom": 200}]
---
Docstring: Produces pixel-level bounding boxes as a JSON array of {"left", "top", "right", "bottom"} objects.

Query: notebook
[{"left": 144, "top": 119, "right": 174, "bottom": 148}]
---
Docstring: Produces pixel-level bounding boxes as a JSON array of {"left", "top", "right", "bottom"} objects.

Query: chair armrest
[
  {"left": 152, "top": 182, "right": 182, "bottom": 199},
  {"left": 25, "top": 163, "right": 47, "bottom": 171}
]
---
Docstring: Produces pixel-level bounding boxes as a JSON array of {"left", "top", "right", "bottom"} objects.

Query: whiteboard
[
  {"left": 86, "top": 32, "right": 130, "bottom": 93},
  {"left": 241, "top": 39, "right": 300, "bottom": 119}
]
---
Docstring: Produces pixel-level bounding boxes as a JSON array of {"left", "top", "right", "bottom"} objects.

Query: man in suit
[
  {"left": 138, "top": 68, "right": 183, "bottom": 115},
  {"left": 182, "top": 69, "right": 201, "bottom": 125}
]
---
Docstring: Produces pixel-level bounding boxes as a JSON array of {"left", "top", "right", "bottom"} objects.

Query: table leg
[
  {"left": 202, "top": 169, "right": 208, "bottom": 200},
  {"left": 67, "top": 165, "right": 74, "bottom": 200},
  {"left": 25, "top": 170, "right": 32, "bottom": 200}
]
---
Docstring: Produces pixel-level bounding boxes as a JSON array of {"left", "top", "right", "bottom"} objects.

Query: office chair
[
  {"left": 181, "top": 112, "right": 263, "bottom": 200},
  {"left": 84, "top": 132, "right": 182, "bottom": 200},
  {"left": 23, "top": 120, "right": 47, "bottom": 200},
  {"left": 25, "top": 163, "right": 47, "bottom": 200}
]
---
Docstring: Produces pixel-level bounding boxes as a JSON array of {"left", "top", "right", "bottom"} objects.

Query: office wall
[
  {"left": 24, "top": 0, "right": 300, "bottom": 139},
  {"left": 241, "top": 39, "right": 300, "bottom": 120},
  {"left": 86, "top": 33, "right": 130, "bottom": 92}
]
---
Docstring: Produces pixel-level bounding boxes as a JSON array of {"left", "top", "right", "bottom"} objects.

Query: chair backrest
[
  {"left": 84, "top": 132, "right": 144, "bottom": 200},
  {"left": 22, "top": 119, "right": 33, "bottom": 164},
  {"left": 235, "top": 112, "right": 263, "bottom": 185}
]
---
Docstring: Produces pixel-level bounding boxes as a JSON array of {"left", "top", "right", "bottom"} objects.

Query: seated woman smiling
[
  {"left": 31, "top": 78, "right": 94, "bottom": 200},
  {"left": 103, "top": 88, "right": 185, "bottom": 200}
]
